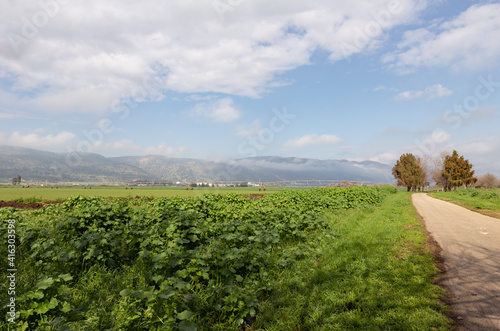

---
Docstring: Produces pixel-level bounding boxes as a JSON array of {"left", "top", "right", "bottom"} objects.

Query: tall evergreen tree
[{"left": 441, "top": 150, "right": 477, "bottom": 191}]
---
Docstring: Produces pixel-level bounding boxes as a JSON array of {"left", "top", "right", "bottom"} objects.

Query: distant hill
[
  {"left": 112, "top": 155, "right": 393, "bottom": 183},
  {"left": 0, "top": 146, "right": 148, "bottom": 183},
  {"left": 0, "top": 146, "right": 393, "bottom": 184}
]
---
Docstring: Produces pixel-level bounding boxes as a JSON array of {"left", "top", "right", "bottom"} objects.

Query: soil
[
  {"left": 0, "top": 200, "right": 64, "bottom": 209},
  {"left": 412, "top": 193, "right": 500, "bottom": 330}
]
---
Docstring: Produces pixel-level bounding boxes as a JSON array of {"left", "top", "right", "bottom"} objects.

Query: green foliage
[
  {"left": 12, "top": 174, "right": 21, "bottom": 185},
  {"left": 432, "top": 188, "right": 500, "bottom": 213},
  {"left": 254, "top": 193, "right": 451, "bottom": 330},
  {"left": 392, "top": 154, "right": 426, "bottom": 191},
  {"left": 0, "top": 187, "right": 398, "bottom": 330},
  {"left": 442, "top": 150, "right": 477, "bottom": 190},
  {"left": 14, "top": 196, "right": 44, "bottom": 203}
]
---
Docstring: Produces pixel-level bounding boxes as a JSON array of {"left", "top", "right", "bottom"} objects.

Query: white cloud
[
  {"left": 185, "top": 95, "right": 217, "bottom": 102},
  {"left": 393, "top": 84, "right": 453, "bottom": 101},
  {"left": 0, "top": 109, "right": 41, "bottom": 120},
  {"left": 452, "top": 137, "right": 500, "bottom": 176},
  {"left": 459, "top": 139, "right": 496, "bottom": 156},
  {"left": 433, "top": 105, "right": 499, "bottom": 126},
  {"left": 283, "top": 134, "right": 342, "bottom": 149},
  {"left": 0, "top": 0, "right": 429, "bottom": 114},
  {"left": 191, "top": 98, "right": 241, "bottom": 122},
  {"left": 0, "top": 131, "right": 76, "bottom": 149},
  {"left": 368, "top": 152, "right": 399, "bottom": 164},
  {"left": 236, "top": 120, "right": 263, "bottom": 137},
  {"left": 384, "top": 3, "right": 500, "bottom": 72}
]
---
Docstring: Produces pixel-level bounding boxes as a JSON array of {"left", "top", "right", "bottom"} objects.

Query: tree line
[{"left": 391, "top": 150, "right": 495, "bottom": 192}]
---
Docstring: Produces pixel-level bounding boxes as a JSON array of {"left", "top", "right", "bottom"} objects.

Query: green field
[
  {"left": 0, "top": 186, "right": 283, "bottom": 201},
  {"left": 0, "top": 187, "right": 452, "bottom": 330},
  {"left": 430, "top": 188, "right": 500, "bottom": 217}
]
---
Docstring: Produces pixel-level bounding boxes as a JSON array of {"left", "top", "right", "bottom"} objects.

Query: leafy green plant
[
  {"left": 0, "top": 187, "right": 398, "bottom": 330},
  {"left": 17, "top": 274, "right": 73, "bottom": 330}
]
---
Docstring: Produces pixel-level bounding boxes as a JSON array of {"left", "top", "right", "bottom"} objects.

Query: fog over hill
[{"left": 0, "top": 146, "right": 393, "bottom": 184}]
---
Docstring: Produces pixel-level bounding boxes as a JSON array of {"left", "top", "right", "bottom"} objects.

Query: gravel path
[{"left": 412, "top": 193, "right": 500, "bottom": 330}]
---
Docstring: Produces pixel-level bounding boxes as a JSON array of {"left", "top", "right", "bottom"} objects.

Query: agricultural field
[
  {"left": 0, "top": 187, "right": 451, "bottom": 330},
  {"left": 431, "top": 188, "right": 500, "bottom": 217},
  {"left": 0, "top": 186, "right": 283, "bottom": 202}
]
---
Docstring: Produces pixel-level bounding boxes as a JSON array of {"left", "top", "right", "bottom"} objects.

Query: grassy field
[
  {"left": 0, "top": 186, "right": 282, "bottom": 201},
  {"left": 0, "top": 188, "right": 452, "bottom": 330},
  {"left": 430, "top": 188, "right": 500, "bottom": 218},
  {"left": 255, "top": 191, "right": 451, "bottom": 330}
]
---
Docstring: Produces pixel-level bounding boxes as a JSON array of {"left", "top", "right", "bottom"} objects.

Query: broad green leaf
[
  {"left": 61, "top": 301, "right": 71, "bottom": 313},
  {"left": 35, "top": 304, "right": 50, "bottom": 314},
  {"left": 27, "top": 290, "right": 44, "bottom": 300},
  {"left": 158, "top": 289, "right": 176, "bottom": 299},
  {"left": 119, "top": 289, "right": 131, "bottom": 297},
  {"left": 152, "top": 252, "right": 167, "bottom": 262},
  {"left": 59, "top": 274, "right": 73, "bottom": 282},
  {"left": 177, "top": 310, "right": 194, "bottom": 320},
  {"left": 48, "top": 298, "right": 59, "bottom": 309},
  {"left": 152, "top": 275, "right": 163, "bottom": 282},
  {"left": 36, "top": 277, "right": 54, "bottom": 290}
]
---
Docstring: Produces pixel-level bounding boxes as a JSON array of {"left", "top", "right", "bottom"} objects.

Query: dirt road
[{"left": 412, "top": 193, "right": 500, "bottom": 330}]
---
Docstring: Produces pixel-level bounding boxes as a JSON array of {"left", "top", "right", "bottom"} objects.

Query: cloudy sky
[{"left": 1, "top": 0, "right": 500, "bottom": 176}]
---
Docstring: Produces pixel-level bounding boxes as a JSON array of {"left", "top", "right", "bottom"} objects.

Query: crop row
[{"left": 0, "top": 186, "right": 396, "bottom": 330}]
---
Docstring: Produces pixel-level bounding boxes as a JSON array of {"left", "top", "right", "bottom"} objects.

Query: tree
[
  {"left": 392, "top": 153, "right": 426, "bottom": 192},
  {"left": 415, "top": 156, "right": 429, "bottom": 190},
  {"left": 431, "top": 151, "right": 449, "bottom": 189},
  {"left": 441, "top": 150, "right": 477, "bottom": 191},
  {"left": 475, "top": 173, "right": 499, "bottom": 188},
  {"left": 11, "top": 174, "right": 21, "bottom": 185}
]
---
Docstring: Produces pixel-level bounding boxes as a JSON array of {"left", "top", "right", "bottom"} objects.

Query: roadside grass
[
  {"left": 254, "top": 192, "right": 452, "bottom": 330},
  {"left": 430, "top": 189, "right": 500, "bottom": 218},
  {"left": 0, "top": 186, "right": 280, "bottom": 201}
]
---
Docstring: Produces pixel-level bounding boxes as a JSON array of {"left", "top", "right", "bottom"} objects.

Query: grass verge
[
  {"left": 430, "top": 189, "right": 500, "bottom": 219},
  {"left": 254, "top": 192, "right": 452, "bottom": 330}
]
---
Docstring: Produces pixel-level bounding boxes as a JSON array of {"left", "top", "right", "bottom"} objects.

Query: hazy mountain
[
  {"left": 0, "top": 146, "right": 148, "bottom": 183},
  {"left": 111, "top": 155, "right": 393, "bottom": 183},
  {"left": 0, "top": 146, "right": 393, "bottom": 184}
]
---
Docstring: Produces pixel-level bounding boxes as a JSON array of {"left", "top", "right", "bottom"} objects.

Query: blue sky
[{"left": 1, "top": 0, "right": 500, "bottom": 176}]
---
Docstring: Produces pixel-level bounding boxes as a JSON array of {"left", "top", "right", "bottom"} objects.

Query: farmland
[
  {"left": 0, "top": 186, "right": 283, "bottom": 202},
  {"left": 0, "top": 187, "right": 451, "bottom": 330}
]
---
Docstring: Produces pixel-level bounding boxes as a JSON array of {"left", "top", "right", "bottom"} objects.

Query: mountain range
[{"left": 0, "top": 146, "right": 394, "bottom": 184}]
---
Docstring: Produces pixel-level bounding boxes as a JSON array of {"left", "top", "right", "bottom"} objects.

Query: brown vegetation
[{"left": 475, "top": 173, "right": 500, "bottom": 188}]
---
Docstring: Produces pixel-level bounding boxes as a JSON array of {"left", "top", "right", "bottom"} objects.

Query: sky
[{"left": 1, "top": 0, "right": 500, "bottom": 177}]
